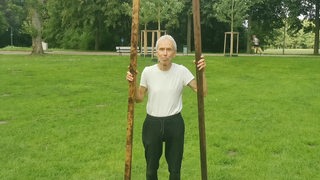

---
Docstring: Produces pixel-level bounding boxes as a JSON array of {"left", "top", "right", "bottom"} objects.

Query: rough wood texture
[{"left": 124, "top": 0, "right": 140, "bottom": 180}]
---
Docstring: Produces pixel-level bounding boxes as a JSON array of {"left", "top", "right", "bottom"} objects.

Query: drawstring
[
  {"left": 146, "top": 113, "right": 181, "bottom": 138},
  {"left": 160, "top": 119, "right": 165, "bottom": 136}
]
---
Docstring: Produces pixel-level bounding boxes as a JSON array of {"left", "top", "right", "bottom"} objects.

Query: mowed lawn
[{"left": 0, "top": 54, "right": 319, "bottom": 179}]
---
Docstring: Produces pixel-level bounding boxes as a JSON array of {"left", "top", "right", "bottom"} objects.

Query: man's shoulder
[
  {"left": 144, "top": 64, "right": 157, "bottom": 70},
  {"left": 172, "top": 63, "right": 189, "bottom": 71},
  {"left": 172, "top": 63, "right": 184, "bottom": 68}
]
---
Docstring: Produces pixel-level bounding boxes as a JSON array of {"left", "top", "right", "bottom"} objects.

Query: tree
[
  {"left": 212, "top": 0, "right": 250, "bottom": 55},
  {"left": 315, "top": 1, "right": 320, "bottom": 54},
  {"left": 242, "top": 0, "right": 264, "bottom": 53},
  {"left": 0, "top": 12, "right": 6, "bottom": 34},
  {"left": 182, "top": 0, "right": 192, "bottom": 53},
  {"left": 270, "top": 20, "right": 314, "bottom": 49},
  {"left": 139, "top": 0, "right": 184, "bottom": 30},
  {"left": 139, "top": 0, "right": 157, "bottom": 30},
  {"left": 302, "top": 0, "right": 320, "bottom": 54},
  {"left": 138, "top": 0, "right": 184, "bottom": 55},
  {"left": 249, "top": 0, "right": 286, "bottom": 50},
  {"left": 0, "top": 0, "right": 26, "bottom": 47},
  {"left": 213, "top": 0, "right": 250, "bottom": 28},
  {"left": 0, "top": 1, "right": 9, "bottom": 34},
  {"left": 24, "top": 0, "right": 45, "bottom": 54},
  {"left": 283, "top": 0, "right": 319, "bottom": 55},
  {"left": 44, "top": 0, "right": 128, "bottom": 50}
]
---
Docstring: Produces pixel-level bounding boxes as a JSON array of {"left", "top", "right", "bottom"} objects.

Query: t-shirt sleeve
[
  {"left": 140, "top": 67, "right": 148, "bottom": 88},
  {"left": 182, "top": 66, "right": 195, "bottom": 86}
]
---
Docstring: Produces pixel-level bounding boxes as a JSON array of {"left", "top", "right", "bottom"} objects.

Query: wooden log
[
  {"left": 192, "top": 0, "right": 208, "bottom": 179},
  {"left": 124, "top": 0, "right": 140, "bottom": 179}
]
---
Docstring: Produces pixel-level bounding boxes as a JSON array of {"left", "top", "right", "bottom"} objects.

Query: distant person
[
  {"left": 126, "top": 34, "right": 207, "bottom": 180},
  {"left": 252, "top": 35, "right": 263, "bottom": 54}
]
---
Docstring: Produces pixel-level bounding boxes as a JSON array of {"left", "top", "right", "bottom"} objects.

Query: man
[
  {"left": 252, "top": 35, "right": 263, "bottom": 54},
  {"left": 126, "top": 35, "right": 207, "bottom": 180}
]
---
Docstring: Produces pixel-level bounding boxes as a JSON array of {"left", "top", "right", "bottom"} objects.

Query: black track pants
[{"left": 142, "top": 113, "right": 185, "bottom": 180}]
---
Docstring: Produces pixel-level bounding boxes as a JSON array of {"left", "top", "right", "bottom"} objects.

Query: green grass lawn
[{"left": 0, "top": 54, "right": 319, "bottom": 179}]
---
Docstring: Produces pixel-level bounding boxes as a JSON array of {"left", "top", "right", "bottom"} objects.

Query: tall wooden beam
[
  {"left": 124, "top": 0, "right": 140, "bottom": 179},
  {"left": 192, "top": 0, "right": 208, "bottom": 179}
]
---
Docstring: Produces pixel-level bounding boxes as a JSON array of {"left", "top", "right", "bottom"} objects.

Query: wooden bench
[
  {"left": 116, "top": 46, "right": 140, "bottom": 55},
  {"left": 115, "top": 46, "right": 156, "bottom": 56},
  {"left": 140, "top": 47, "right": 156, "bottom": 55}
]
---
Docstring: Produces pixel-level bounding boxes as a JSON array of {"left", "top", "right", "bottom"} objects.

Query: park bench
[
  {"left": 140, "top": 46, "right": 156, "bottom": 55},
  {"left": 115, "top": 46, "right": 156, "bottom": 56},
  {"left": 116, "top": 46, "right": 136, "bottom": 55}
]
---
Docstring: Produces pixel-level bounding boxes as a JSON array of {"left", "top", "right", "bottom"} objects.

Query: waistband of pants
[{"left": 146, "top": 112, "right": 182, "bottom": 121}]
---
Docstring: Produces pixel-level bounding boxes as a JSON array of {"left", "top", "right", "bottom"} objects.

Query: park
[
  {"left": 1, "top": 54, "right": 319, "bottom": 179},
  {"left": 1, "top": 0, "right": 320, "bottom": 179}
]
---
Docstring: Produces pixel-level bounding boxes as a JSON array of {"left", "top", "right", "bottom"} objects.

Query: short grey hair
[{"left": 155, "top": 35, "right": 177, "bottom": 51}]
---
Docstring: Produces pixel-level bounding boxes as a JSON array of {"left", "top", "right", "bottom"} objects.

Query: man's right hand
[{"left": 126, "top": 71, "right": 134, "bottom": 82}]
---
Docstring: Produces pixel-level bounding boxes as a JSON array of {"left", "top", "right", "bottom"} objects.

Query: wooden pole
[
  {"left": 192, "top": 0, "right": 208, "bottom": 179},
  {"left": 124, "top": 0, "right": 140, "bottom": 179},
  {"left": 143, "top": 29, "right": 147, "bottom": 57},
  {"left": 230, "top": 0, "right": 234, "bottom": 56},
  {"left": 152, "top": 31, "right": 155, "bottom": 59},
  {"left": 224, "top": 32, "right": 227, "bottom": 55}
]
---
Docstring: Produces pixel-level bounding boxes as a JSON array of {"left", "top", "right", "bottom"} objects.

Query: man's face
[{"left": 156, "top": 39, "right": 176, "bottom": 65}]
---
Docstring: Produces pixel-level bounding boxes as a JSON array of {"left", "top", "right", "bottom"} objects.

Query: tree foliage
[
  {"left": 0, "top": 0, "right": 26, "bottom": 46},
  {"left": 0, "top": 0, "right": 318, "bottom": 54},
  {"left": 139, "top": 0, "right": 184, "bottom": 30},
  {"left": 0, "top": 2, "right": 8, "bottom": 34},
  {"left": 246, "top": 0, "right": 292, "bottom": 51},
  {"left": 213, "top": 0, "right": 250, "bottom": 28},
  {"left": 22, "top": 0, "right": 46, "bottom": 54},
  {"left": 283, "top": 0, "right": 320, "bottom": 54},
  {"left": 270, "top": 20, "right": 314, "bottom": 48},
  {"left": 44, "top": 0, "right": 129, "bottom": 50}
]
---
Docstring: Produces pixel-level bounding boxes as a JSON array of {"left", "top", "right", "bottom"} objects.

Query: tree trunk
[
  {"left": 246, "top": 15, "right": 252, "bottom": 53},
  {"left": 283, "top": 22, "right": 286, "bottom": 55},
  {"left": 187, "top": 13, "right": 192, "bottom": 53},
  {"left": 158, "top": 7, "right": 161, "bottom": 30},
  {"left": 314, "top": 1, "right": 319, "bottom": 55},
  {"left": 30, "top": 8, "right": 43, "bottom": 55},
  {"left": 94, "top": 29, "right": 100, "bottom": 51},
  {"left": 230, "top": 0, "right": 234, "bottom": 56},
  {"left": 94, "top": 15, "right": 103, "bottom": 51}
]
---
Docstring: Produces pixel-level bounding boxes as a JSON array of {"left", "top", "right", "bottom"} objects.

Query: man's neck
[{"left": 158, "top": 62, "right": 172, "bottom": 71}]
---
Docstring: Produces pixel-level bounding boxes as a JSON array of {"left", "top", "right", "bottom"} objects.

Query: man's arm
[
  {"left": 126, "top": 71, "right": 147, "bottom": 103},
  {"left": 135, "top": 86, "right": 146, "bottom": 103},
  {"left": 188, "top": 73, "right": 207, "bottom": 97},
  {"left": 188, "top": 57, "right": 207, "bottom": 96}
]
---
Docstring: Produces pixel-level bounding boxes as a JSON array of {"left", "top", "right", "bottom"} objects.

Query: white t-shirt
[
  {"left": 140, "top": 63, "right": 194, "bottom": 117},
  {"left": 253, "top": 37, "right": 259, "bottom": 46}
]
